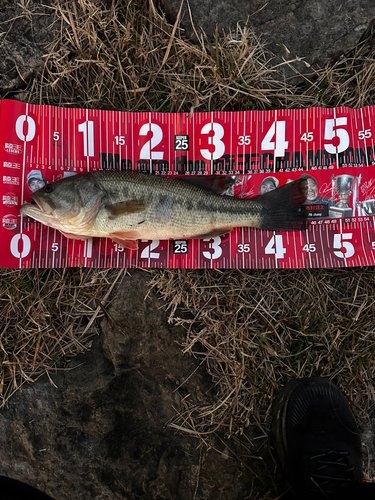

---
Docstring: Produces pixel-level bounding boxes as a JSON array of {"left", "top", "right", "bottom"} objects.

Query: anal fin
[
  {"left": 194, "top": 228, "right": 233, "bottom": 239},
  {"left": 60, "top": 231, "right": 91, "bottom": 240}
]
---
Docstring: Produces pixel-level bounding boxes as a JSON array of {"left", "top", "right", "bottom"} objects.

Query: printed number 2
[
  {"left": 140, "top": 123, "right": 163, "bottom": 160},
  {"left": 265, "top": 235, "right": 286, "bottom": 259},
  {"left": 333, "top": 233, "right": 354, "bottom": 258},
  {"left": 141, "top": 240, "right": 160, "bottom": 259}
]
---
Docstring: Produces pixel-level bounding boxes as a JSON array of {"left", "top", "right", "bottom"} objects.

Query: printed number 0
[
  {"left": 200, "top": 123, "right": 225, "bottom": 160},
  {"left": 10, "top": 233, "right": 31, "bottom": 258},
  {"left": 15, "top": 115, "right": 36, "bottom": 142},
  {"left": 202, "top": 236, "right": 222, "bottom": 260},
  {"left": 333, "top": 233, "right": 354, "bottom": 258}
]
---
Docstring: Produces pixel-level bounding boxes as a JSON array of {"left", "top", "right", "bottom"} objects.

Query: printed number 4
[
  {"left": 265, "top": 235, "right": 286, "bottom": 259},
  {"left": 261, "top": 121, "right": 288, "bottom": 157},
  {"left": 333, "top": 233, "right": 354, "bottom": 258}
]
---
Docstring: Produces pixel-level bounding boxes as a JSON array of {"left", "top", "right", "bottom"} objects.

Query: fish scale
[{"left": 92, "top": 171, "right": 264, "bottom": 239}]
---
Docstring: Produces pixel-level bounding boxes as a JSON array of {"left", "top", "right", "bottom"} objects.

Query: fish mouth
[
  {"left": 20, "top": 195, "right": 55, "bottom": 224},
  {"left": 29, "top": 193, "right": 54, "bottom": 215}
]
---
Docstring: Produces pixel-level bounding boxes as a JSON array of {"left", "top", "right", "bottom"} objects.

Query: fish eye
[{"left": 44, "top": 184, "right": 54, "bottom": 193}]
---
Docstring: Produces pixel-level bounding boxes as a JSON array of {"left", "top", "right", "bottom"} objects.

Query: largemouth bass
[{"left": 20, "top": 171, "right": 307, "bottom": 250}]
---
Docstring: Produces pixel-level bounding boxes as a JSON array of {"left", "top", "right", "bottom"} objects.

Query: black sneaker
[{"left": 271, "top": 377, "right": 362, "bottom": 500}]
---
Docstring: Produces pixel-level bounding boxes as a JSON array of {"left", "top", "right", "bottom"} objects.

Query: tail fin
[{"left": 257, "top": 180, "right": 308, "bottom": 231}]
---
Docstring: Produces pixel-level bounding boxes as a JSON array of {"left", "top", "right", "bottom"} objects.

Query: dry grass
[
  {"left": 27, "top": 0, "right": 375, "bottom": 113},
  {"left": 151, "top": 268, "right": 375, "bottom": 435},
  {"left": 0, "top": 267, "right": 124, "bottom": 405},
  {"left": 34, "top": 0, "right": 298, "bottom": 112},
  {"left": 1, "top": 1, "right": 375, "bottom": 489}
]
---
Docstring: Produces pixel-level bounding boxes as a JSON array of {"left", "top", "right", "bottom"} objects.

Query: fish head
[{"left": 20, "top": 173, "right": 105, "bottom": 232}]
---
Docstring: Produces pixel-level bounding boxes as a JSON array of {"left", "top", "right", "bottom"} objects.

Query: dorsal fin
[{"left": 179, "top": 175, "right": 236, "bottom": 195}]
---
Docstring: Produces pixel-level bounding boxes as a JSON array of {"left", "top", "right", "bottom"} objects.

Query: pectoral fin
[
  {"left": 106, "top": 200, "right": 148, "bottom": 220},
  {"left": 109, "top": 230, "right": 140, "bottom": 250},
  {"left": 71, "top": 190, "right": 105, "bottom": 229}
]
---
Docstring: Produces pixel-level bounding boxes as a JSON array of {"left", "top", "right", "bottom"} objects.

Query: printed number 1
[{"left": 78, "top": 120, "right": 94, "bottom": 157}]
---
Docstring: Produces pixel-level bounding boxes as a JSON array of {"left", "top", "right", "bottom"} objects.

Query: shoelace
[{"left": 307, "top": 450, "right": 356, "bottom": 499}]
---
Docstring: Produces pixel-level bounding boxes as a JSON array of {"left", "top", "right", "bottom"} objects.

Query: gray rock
[
  {"left": 0, "top": 0, "right": 55, "bottom": 95},
  {"left": 160, "top": 0, "right": 375, "bottom": 71},
  {"left": 0, "top": 271, "right": 266, "bottom": 500}
]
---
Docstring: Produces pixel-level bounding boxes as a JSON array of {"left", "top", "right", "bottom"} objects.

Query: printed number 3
[
  {"left": 333, "top": 233, "right": 354, "bottom": 258},
  {"left": 203, "top": 236, "right": 222, "bottom": 260},
  {"left": 200, "top": 123, "right": 225, "bottom": 160}
]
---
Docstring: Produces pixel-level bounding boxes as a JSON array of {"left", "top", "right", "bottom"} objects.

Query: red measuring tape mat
[{"left": 1, "top": 99, "right": 375, "bottom": 269}]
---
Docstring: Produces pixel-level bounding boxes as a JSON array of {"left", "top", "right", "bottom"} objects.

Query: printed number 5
[
  {"left": 324, "top": 118, "right": 349, "bottom": 154},
  {"left": 333, "top": 233, "right": 354, "bottom": 258}
]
